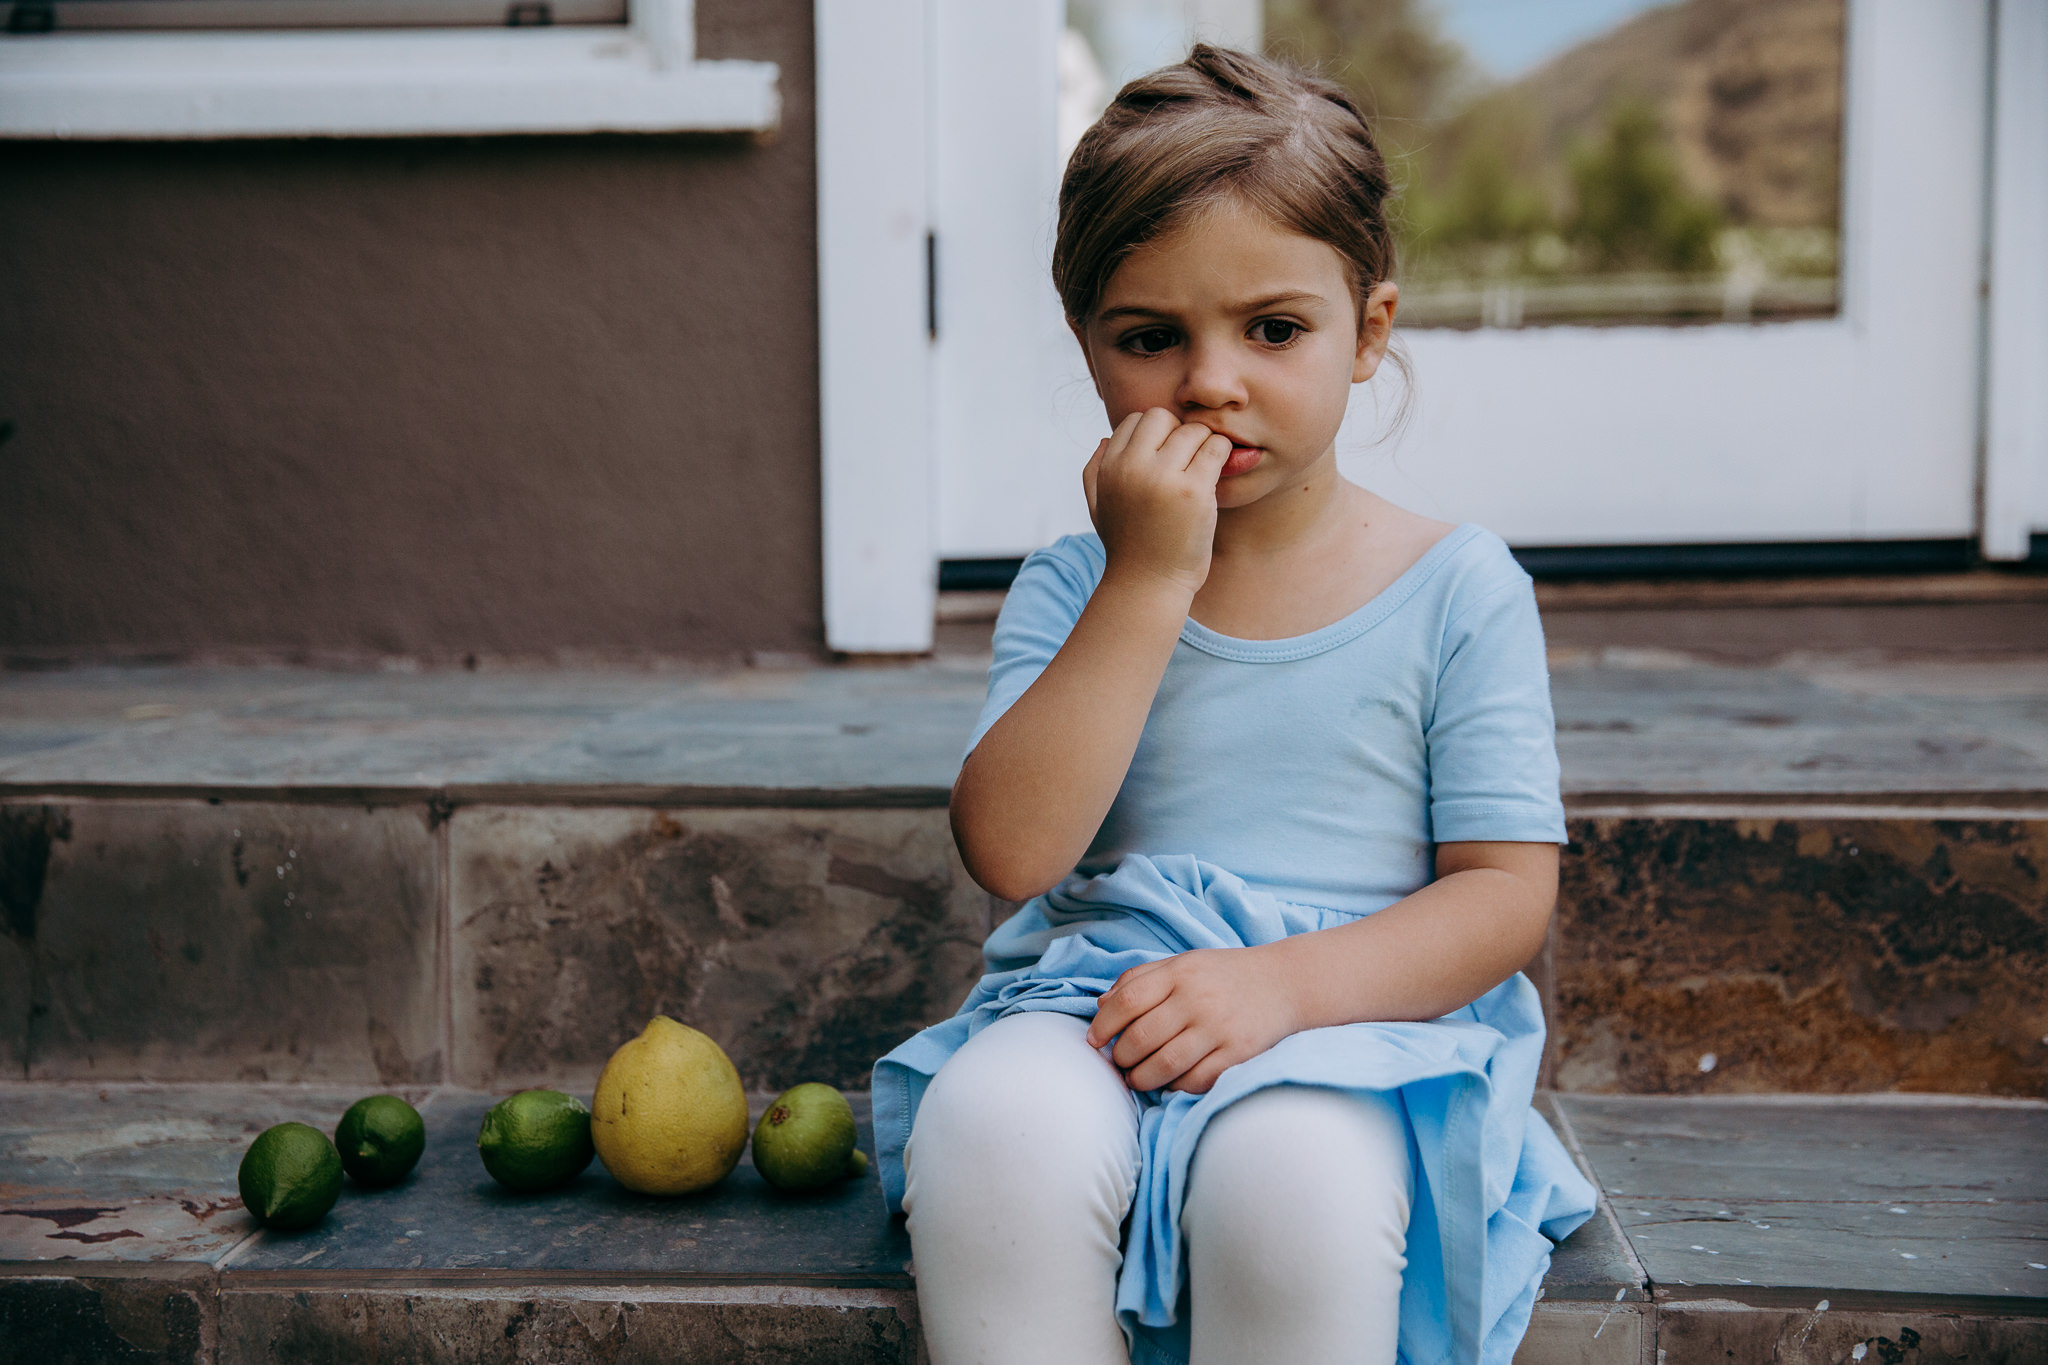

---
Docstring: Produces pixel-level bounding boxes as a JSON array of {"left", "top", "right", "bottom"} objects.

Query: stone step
[
  {"left": 2, "top": 1085, "right": 2041, "bottom": 1364},
  {"left": 4, "top": 795, "right": 2044, "bottom": 1102},
  {"left": 944, "top": 573, "right": 2048, "bottom": 663},
  {"left": 2, "top": 658, "right": 2045, "bottom": 1100}
]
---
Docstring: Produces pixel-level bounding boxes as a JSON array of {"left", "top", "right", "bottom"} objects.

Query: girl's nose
[{"left": 1176, "top": 340, "right": 1247, "bottom": 413}]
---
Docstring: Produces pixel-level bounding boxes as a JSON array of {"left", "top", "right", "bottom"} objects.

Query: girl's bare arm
[
  {"left": 1087, "top": 841, "right": 1557, "bottom": 1094},
  {"left": 952, "top": 409, "right": 1232, "bottom": 902}
]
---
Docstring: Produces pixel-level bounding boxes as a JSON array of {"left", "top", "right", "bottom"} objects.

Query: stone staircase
[{"left": 2, "top": 645, "right": 2045, "bottom": 1363}]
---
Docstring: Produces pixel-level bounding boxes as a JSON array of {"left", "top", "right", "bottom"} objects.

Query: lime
[
  {"left": 334, "top": 1094, "right": 426, "bottom": 1188},
  {"left": 751, "top": 1083, "right": 866, "bottom": 1193},
  {"left": 477, "top": 1089, "right": 594, "bottom": 1193},
  {"left": 238, "top": 1122, "right": 344, "bottom": 1230}
]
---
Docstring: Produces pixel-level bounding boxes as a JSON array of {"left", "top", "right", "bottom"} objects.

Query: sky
[{"left": 1431, "top": 0, "right": 1675, "bottom": 79}]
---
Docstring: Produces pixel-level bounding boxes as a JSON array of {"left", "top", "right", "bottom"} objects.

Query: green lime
[
  {"left": 478, "top": 1089, "right": 594, "bottom": 1193},
  {"left": 334, "top": 1094, "right": 426, "bottom": 1188},
  {"left": 751, "top": 1083, "right": 865, "bottom": 1193},
  {"left": 238, "top": 1122, "right": 344, "bottom": 1230}
]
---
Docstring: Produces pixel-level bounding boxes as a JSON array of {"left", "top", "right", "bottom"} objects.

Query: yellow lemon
[{"left": 591, "top": 1016, "right": 749, "bottom": 1196}]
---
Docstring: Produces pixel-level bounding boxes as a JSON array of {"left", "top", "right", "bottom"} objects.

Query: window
[
  {"left": 1270, "top": 0, "right": 1845, "bottom": 329},
  {"left": 6, "top": 0, "right": 624, "bottom": 34},
  {"left": 0, "top": 0, "right": 778, "bottom": 138}
]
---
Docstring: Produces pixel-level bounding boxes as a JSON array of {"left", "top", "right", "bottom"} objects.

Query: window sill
[{"left": 0, "top": 1, "right": 778, "bottom": 139}]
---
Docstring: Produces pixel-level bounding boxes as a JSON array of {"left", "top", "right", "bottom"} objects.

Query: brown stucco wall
[{"left": 0, "top": 0, "right": 821, "bottom": 664}]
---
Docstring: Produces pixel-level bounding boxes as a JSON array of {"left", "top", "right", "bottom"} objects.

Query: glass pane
[{"left": 1262, "top": 0, "right": 1845, "bottom": 327}]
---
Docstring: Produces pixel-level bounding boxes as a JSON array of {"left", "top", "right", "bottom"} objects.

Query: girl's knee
[
  {"left": 906, "top": 1012, "right": 1139, "bottom": 1214},
  {"left": 914, "top": 1013, "right": 1132, "bottom": 1142},
  {"left": 1184, "top": 1088, "right": 1409, "bottom": 1364},
  {"left": 905, "top": 1014, "right": 1138, "bottom": 1365},
  {"left": 1184, "top": 1086, "right": 1412, "bottom": 1274}
]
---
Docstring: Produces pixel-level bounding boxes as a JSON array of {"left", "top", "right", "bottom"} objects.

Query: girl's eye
[
  {"left": 1252, "top": 319, "right": 1301, "bottom": 346},
  {"left": 1123, "top": 327, "right": 1176, "bottom": 355}
]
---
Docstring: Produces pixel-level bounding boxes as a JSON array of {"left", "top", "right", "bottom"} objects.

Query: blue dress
[{"left": 874, "top": 525, "right": 1598, "bottom": 1365}]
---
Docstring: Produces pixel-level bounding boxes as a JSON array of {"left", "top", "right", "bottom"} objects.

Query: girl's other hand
[
  {"left": 1084, "top": 944, "right": 1303, "bottom": 1094},
  {"left": 1083, "top": 407, "right": 1235, "bottom": 595}
]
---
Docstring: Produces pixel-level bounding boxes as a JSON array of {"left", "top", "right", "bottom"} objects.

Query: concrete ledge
[
  {"left": 3, "top": 661, "right": 2045, "bottom": 1097},
  {"left": 4, "top": 1087, "right": 2042, "bottom": 1364},
  {"left": 7, "top": 657, "right": 2048, "bottom": 804},
  {"left": 1556, "top": 814, "right": 2048, "bottom": 1097},
  {"left": 8, "top": 797, "right": 2041, "bottom": 1097},
  {"left": 213, "top": 1284, "right": 921, "bottom": 1365},
  {"left": 1653, "top": 1302, "right": 2048, "bottom": 1365},
  {"left": 0, "top": 800, "right": 991, "bottom": 1091}
]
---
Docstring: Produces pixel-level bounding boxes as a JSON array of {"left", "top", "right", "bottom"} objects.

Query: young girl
[{"left": 874, "top": 45, "right": 1596, "bottom": 1365}]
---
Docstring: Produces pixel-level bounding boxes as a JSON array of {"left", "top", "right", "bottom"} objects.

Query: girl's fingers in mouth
[
  {"left": 1127, "top": 406, "right": 1183, "bottom": 458},
  {"left": 1101, "top": 409, "right": 1148, "bottom": 463},
  {"left": 1153, "top": 420, "right": 1219, "bottom": 469},
  {"left": 1185, "top": 430, "right": 1234, "bottom": 475}
]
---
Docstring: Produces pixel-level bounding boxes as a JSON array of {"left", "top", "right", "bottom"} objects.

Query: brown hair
[{"left": 1054, "top": 43, "right": 1397, "bottom": 333}]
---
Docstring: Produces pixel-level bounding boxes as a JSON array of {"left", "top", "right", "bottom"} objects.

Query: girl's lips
[{"left": 1220, "top": 445, "right": 1263, "bottom": 478}]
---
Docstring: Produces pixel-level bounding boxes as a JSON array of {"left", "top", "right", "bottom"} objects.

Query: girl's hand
[
  {"left": 1084, "top": 944, "right": 1304, "bottom": 1094},
  {"left": 1083, "top": 407, "right": 1235, "bottom": 595}
]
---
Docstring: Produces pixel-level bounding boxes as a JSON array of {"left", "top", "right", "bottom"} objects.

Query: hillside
[{"left": 1479, "top": 0, "right": 1845, "bottom": 228}]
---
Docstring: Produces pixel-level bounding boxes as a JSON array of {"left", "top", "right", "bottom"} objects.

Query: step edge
[
  {"left": 1555, "top": 1091, "right": 2048, "bottom": 1110},
  {"left": 1651, "top": 1285, "right": 2048, "bottom": 1316},
  {"left": 0, "top": 782, "right": 953, "bottom": 808},
  {"left": 0, "top": 1259, "right": 219, "bottom": 1280},
  {"left": 1564, "top": 792, "right": 2048, "bottom": 813},
  {"left": 1542, "top": 1096, "right": 1654, "bottom": 1296},
  {"left": 7, "top": 783, "right": 2044, "bottom": 813},
  {"left": 211, "top": 1268, "right": 916, "bottom": 1292}
]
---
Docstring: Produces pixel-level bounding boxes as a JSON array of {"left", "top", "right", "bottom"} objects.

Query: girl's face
[{"left": 1076, "top": 196, "right": 1397, "bottom": 513}]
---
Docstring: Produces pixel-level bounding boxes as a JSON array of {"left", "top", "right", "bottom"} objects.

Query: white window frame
[
  {"left": 0, "top": 0, "right": 778, "bottom": 138},
  {"left": 1980, "top": 0, "right": 2048, "bottom": 561},
  {"left": 4, "top": 0, "right": 629, "bottom": 33}
]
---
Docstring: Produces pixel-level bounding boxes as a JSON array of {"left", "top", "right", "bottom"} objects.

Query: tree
[
  {"left": 1567, "top": 101, "right": 1721, "bottom": 272},
  {"left": 1263, "top": 0, "right": 1471, "bottom": 143}
]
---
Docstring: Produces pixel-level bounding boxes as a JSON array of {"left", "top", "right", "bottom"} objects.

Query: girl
[{"left": 874, "top": 44, "right": 1596, "bottom": 1365}]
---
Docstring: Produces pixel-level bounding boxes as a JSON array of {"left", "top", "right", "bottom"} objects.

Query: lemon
[
  {"left": 752, "top": 1083, "right": 868, "bottom": 1193},
  {"left": 477, "top": 1090, "right": 595, "bottom": 1193},
  {"left": 591, "top": 1016, "right": 748, "bottom": 1196},
  {"left": 238, "top": 1122, "right": 344, "bottom": 1230},
  {"left": 334, "top": 1094, "right": 426, "bottom": 1188}
]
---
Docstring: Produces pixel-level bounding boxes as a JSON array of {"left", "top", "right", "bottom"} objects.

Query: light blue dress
[{"left": 874, "top": 525, "right": 1598, "bottom": 1365}]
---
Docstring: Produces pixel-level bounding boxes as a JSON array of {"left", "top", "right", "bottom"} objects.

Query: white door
[{"left": 815, "top": 0, "right": 1077, "bottom": 650}]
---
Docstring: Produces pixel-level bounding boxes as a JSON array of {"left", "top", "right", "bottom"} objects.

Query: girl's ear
[{"left": 1352, "top": 281, "right": 1400, "bottom": 384}]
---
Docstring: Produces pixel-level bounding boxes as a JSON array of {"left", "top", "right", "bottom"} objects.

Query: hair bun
[{"left": 1181, "top": 42, "right": 1273, "bottom": 105}]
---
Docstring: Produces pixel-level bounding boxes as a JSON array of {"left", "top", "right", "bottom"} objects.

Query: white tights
[{"left": 902, "top": 1011, "right": 1411, "bottom": 1365}]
